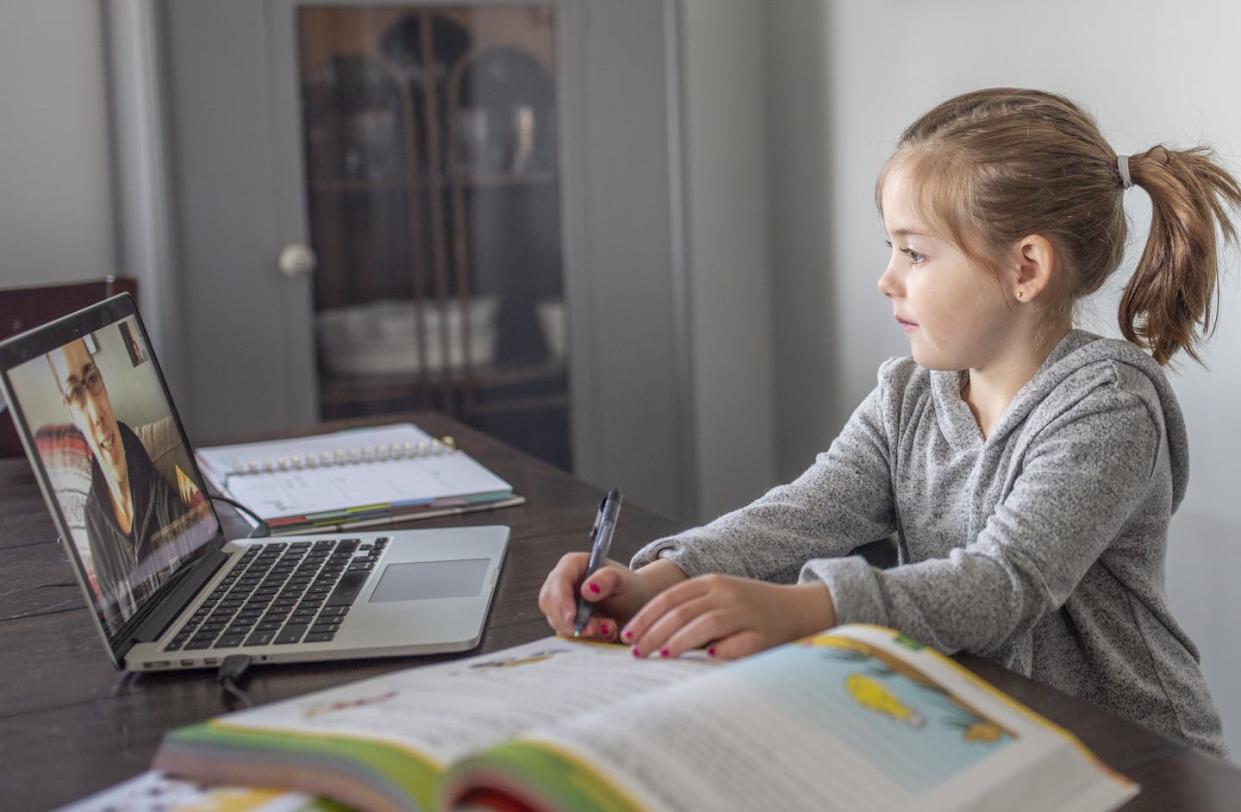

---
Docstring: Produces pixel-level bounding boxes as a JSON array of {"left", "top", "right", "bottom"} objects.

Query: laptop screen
[{"left": 1, "top": 299, "right": 219, "bottom": 645}]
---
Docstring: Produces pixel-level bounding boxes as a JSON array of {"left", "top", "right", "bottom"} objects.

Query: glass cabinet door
[{"left": 297, "top": 5, "right": 569, "bottom": 469}]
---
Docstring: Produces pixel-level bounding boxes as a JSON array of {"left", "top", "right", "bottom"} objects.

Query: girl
[{"left": 538, "top": 88, "right": 1239, "bottom": 757}]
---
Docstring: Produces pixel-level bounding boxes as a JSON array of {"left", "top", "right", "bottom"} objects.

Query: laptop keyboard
[{"left": 164, "top": 536, "right": 388, "bottom": 651}]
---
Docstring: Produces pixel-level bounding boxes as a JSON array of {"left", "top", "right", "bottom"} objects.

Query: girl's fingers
[
  {"left": 579, "top": 615, "right": 619, "bottom": 641},
  {"left": 658, "top": 609, "right": 736, "bottom": 658},
  {"left": 539, "top": 553, "right": 589, "bottom": 634},
  {"left": 629, "top": 594, "right": 717, "bottom": 657},
  {"left": 621, "top": 578, "right": 710, "bottom": 648},
  {"left": 580, "top": 564, "right": 625, "bottom": 603},
  {"left": 705, "top": 629, "right": 764, "bottom": 660}
]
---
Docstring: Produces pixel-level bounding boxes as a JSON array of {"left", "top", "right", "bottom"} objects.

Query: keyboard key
[
  {"left": 245, "top": 630, "right": 276, "bottom": 646},
  {"left": 274, "top": 624, "right": 308, "bottom": 645},
  {"left": 326, "top": 571, "right": 368, "bottom": 606},
  {"left": 319, "top": 605, "right": 348, "bottom": 617},
  {"left": 305, "top": 632, "right": 336, "bottom": 643},
  {"left": 214, "top": 633, "right": 247, "bottom": 648},
  {"left": 310, "top": 621, "right": 341, "bottom": 635},
  {"left": 256, "top": 620, "right": 283, "bottom": 632}
]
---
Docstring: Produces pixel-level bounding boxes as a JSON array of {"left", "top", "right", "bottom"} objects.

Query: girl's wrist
[
  {"left": 633, "top": 557, "right": 689, "bottom": 602},
  {"left": 784, "top": 581, "right": 837, "bottom": 641}
]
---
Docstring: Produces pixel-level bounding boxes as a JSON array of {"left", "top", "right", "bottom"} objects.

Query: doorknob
[{"left": 278, "top": 243, "right": 317, "bottom": 278}]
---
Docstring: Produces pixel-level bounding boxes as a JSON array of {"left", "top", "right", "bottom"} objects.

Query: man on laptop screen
[{"left": 9, "top": 318, "right": 215, "bottom": 631}]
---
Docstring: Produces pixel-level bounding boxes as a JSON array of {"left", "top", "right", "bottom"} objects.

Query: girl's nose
[{"left": 877, "top": 263, "right": 899, "bottom": 298}]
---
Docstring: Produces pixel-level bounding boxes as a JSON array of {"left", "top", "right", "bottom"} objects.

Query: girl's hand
[
  {"left": 537, "top": 554, "right": 689, "bottom": 641},
  {"left": 620, "top": 575, "right": 836, "bottom": 659}
]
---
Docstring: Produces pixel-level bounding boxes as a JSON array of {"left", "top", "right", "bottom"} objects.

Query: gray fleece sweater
[{"left": 633, "top": 330, "right": 1227, "bottom": 757}]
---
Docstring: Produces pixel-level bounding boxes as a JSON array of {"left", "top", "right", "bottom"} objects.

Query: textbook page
[
  {"left": 201, "top": 637, "right": 715, "bottom": 769},
  {"left": 515, "top": 627, "right": 1136, "bottom": 812},
  {"left": 58, "top": 770, "right": 322, "bottom": 812}
]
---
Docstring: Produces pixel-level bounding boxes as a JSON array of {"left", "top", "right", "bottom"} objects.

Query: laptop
[{"left": 0, "top": 293, "right": 508, "bottom": 672}]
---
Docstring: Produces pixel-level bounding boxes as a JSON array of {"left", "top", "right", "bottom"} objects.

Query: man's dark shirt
[{"left": 85, "top": 421, "right": 185, "bottom": 625}]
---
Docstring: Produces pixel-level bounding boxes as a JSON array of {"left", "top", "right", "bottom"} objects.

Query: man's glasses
[{"left": 63, "top": 367, "right": 105, "bottom": 410}]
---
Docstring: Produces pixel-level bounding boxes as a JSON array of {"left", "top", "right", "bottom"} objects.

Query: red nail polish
[
  {"left": 707, "top": 646, "right": 717, "bottom": 657},
  {"left": 622, "top": 629, "right": 633, "bottom": 642},
  {"left": 659, "top": 648, "right": 670, "bottom": 658},
  {"left": 600, "top": 624, "right": 610, "bottom": 636},
  {"left": 589, "top": 582, "right": 601, "bottom": 594},
  {"left": 631, "top": 647, "right": 640, "bottom": 658}
]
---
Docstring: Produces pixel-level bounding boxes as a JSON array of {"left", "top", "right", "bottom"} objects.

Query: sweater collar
[{"left": 930, "top": 330, "right": 1100, "bottom": 450}]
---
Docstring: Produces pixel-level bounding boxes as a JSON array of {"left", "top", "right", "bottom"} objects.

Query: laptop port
[
  {"left": 180, "top": 659, "right": 194, "bottom": 667},
  {"left": 143, "top": 661, "right": 170, "bottom": 669},
  {"left": 204, "top": 657, "right": 219, "bottom": 665}
]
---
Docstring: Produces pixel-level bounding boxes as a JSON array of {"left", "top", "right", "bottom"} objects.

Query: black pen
[{"left": 573, "top": 489, "right": 623, "bottom": 637}]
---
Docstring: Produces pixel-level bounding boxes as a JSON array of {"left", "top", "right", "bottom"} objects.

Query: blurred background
[{"left": 1, "top": 0, "right": 1238, "bottom": 759}]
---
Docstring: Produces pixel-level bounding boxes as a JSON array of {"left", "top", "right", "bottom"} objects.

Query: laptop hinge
[{"left": 130, "top": 548, "right": 230, "bottom": 645}]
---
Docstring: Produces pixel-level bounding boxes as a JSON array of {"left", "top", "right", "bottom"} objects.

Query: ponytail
[{"left": 1123, "top": 146, "right": 1241, "bottom": 365}]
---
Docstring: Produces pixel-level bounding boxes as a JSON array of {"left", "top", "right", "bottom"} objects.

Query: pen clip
[{"left": 588, "top": 495, "right": 605, "bottom": 541}]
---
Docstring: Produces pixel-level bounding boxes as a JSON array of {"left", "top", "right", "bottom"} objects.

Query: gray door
[{"left": 154, "top": 0, "right": 694, "bottom": 520}]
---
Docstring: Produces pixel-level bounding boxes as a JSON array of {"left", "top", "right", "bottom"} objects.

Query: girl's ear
[{"left": 1012, "top": 235, "right": 1057, "bottom": 301}]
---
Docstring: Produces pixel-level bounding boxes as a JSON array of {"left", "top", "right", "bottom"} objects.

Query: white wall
[
  {"left": 767, "top": 0, "right": 1241, "bottom": 760},
  {"left": 0, "top": 0, "right": 117, "bottom": 288},
  {"left": 680, "top": 0, "right": 777, "bottom": 520}
]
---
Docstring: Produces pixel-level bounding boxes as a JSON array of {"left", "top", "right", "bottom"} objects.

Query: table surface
[{"left": 1, "top": 412, "right": 1238, "bottom": 810}]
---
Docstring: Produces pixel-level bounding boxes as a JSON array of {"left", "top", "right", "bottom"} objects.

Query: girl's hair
[{"left": 877, "top": 87, "right": 1241, "bottom": 364}]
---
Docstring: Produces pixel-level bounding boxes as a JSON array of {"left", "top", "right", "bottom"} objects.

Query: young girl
[{"left": 538, "top": 88, "right": 1239, "bottom": 758}]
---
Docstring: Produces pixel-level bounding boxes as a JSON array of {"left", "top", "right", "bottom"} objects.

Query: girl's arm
[
  {"left": 629, "top": 359, "right": 905, "bottom": 584},
  {"left": 802, "top": 379, "right": 1162, "bottom": 656}
]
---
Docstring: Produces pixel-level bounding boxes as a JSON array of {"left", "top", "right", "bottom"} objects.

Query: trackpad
[{"left": 369, "top": 558, "right": 490, "bottom": 602}]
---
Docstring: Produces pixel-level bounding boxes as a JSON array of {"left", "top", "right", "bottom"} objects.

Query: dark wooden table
[{"left": 1, "top": 412, "right": 1238, "bottom": 810}]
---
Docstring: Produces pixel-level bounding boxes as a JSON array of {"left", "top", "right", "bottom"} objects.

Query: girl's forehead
[{"left": 880, "top": 165, "right": 941, "bottom": 239}]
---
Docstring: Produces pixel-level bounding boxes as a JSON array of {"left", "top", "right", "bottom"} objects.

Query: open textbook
[{"left": 153, "top": 625, "right": 1137, "bottom": 812}]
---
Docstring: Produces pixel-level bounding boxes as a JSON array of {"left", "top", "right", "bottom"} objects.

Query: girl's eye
[{"left": 885, "top": 240, "right": 926, "bottom": 265}]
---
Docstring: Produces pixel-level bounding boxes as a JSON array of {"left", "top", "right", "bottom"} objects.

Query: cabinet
[
  {"left": 297, "top": 6, "right": 570, "bottom": 469},
  {"left": 155, "top": 0, "right": 697, "bottom": 521}
]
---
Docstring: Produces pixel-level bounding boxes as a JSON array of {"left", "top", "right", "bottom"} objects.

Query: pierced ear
[{"left": 1013, "top": 235, "right": 1056, "bottom": 300}]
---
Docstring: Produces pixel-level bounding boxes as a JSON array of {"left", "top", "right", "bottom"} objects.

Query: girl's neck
[{"left": 963, "top": 324, "right": 1069, "bottom": 439}]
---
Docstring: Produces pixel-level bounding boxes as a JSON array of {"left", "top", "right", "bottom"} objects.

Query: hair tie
[{"left": 1117, "top": 155, "right": 1134, "bottom": 190}]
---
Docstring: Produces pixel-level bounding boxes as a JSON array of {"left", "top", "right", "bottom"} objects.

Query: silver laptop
[{"left": 0, "top": 294, "right": 508, "bottom": 672}]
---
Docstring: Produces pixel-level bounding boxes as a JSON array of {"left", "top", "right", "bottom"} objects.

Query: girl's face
[{"left": 878, "top": 166, "right": 1015, "bottom": 371}]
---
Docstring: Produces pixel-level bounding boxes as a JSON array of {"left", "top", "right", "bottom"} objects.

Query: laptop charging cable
[
  {"left": 218, "top": 654, "right": 254, "bottom": 708},
  {"left": 208, "top": 495, "right": 272, "bottom": 538}
]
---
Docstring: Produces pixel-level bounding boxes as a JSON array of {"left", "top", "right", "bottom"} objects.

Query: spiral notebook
[{"left": 195, "top": 423, "right": 523, "bottom": 534}]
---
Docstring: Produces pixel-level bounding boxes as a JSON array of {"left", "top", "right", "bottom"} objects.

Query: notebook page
[{"left": 196, "top": 424, "right": 512, "bottom": 520}]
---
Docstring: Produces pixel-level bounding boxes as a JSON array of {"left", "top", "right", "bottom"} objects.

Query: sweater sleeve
[
  {"left": 801, "top": 378, "right": 1160, "bottom": 655},
  {"left": 630, "top": 361, "right": 899, "bottom": 583}
]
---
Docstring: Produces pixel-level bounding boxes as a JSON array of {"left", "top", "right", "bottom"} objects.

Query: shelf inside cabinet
[
  {"left": 310, "top": 171, "right": 556, "bottom": 193},
  {"left": 318, "top": 358, "right": 567, "bottom": 406}
]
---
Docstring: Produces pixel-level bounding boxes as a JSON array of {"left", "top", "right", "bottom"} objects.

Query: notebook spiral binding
[{"left": 225, "top": 435, "right": 457, "bottom": 477}]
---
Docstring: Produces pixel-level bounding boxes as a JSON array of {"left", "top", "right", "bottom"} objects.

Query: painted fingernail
[
  {"left": 707, "top": 646, "right": 717, "bottom": 657},
  {"left": 659, "top": 647, "right": 670, "bottom": 658},
  {"left": 588, "top": 582, "right": 601, "bottom": 594},
  {"left": 599, "top": 624, "right": 610, "bottom": 636},
  {"left": 621, "top": 629, "right": 633, "bottom": 642},
  {"left": 631, "top": 646, "right": 641, "bottom": 658}
]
